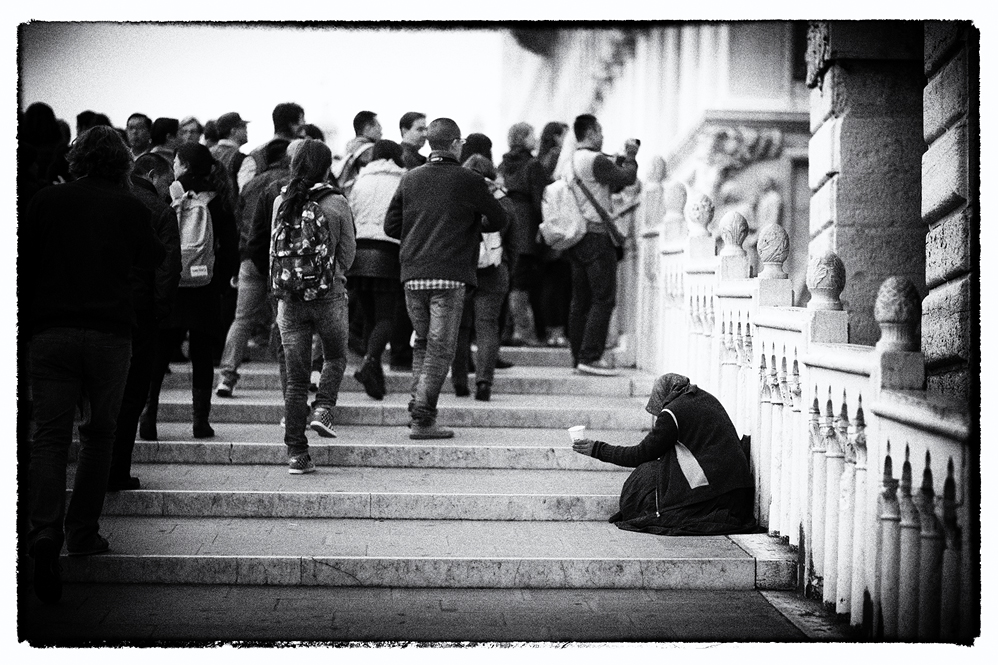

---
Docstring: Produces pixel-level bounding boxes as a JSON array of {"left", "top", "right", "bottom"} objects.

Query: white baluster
[
  {"left": 897, "top": 446, "right": 920, "bottom": 640},
  {"left": 849, "top": 399, "right": 868, "bottom": 627},
  {"left": 809, "top": 388, "right": 829, "bottom": 587},
  {"left": 788, "top": 358, "right": 803, "bottom": 549},
  {"left": 779, "top": 352, "right": 794, "bottom": 539},
  {"left": 878, "top": 445, "right": 901, "bottom": 639},
  {"left": 768, "top": 348, "right": 784, "bottom": 537},
  {"left": 836, "top": 403, "right": 857, "bottom": 616},
  {"left": 939, "top": 458, "right": 961, "bottom": 642},
  {"left": 822, "top": 391, "right": 846, "bottom": 605},
  {"left": 917, "top": 451, "right": 943, "bottom": 641},
  {"left": 758, "top": 353, "right": 773, "bottom": 529}
]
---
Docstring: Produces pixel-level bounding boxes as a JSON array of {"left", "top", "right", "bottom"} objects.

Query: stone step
[
  {"left": 156, "top": 389, "right": 652, "bottom": 430},
  {"left": 57, "top": 516, "right": 792, "bottom": 589},
  {"left": 202, "top": 342, "right": 576, "bottom": 367},
  {"left": 84, "top": 464, "right": 629, "bottom": 520},
  {"left": 167, "top": 363, "right": 655, "bottom": 397},
  {"left": 129, "top": 424, "right": 633, "bottom": 471}
]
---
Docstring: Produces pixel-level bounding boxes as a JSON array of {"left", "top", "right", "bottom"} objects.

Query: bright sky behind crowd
[{"left": 19, "top": 22, "right": 506, "bottom": 154}]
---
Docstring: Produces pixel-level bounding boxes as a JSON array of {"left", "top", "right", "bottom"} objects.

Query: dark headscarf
[{"left": 645, "top": 373, "right": 698, "bottom": 416}]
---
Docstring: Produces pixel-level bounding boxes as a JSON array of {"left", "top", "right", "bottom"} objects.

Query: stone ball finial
[
  {"left": 805, "top": 250, "right": 845, "bottom": 310},
  {"left": 757, "top": 223, "right": 790, "bottom": 279},
  {"left": 874, "top": 276, "right": 921, "bottom": 352},
  {"left": 719, "top": 211, "right": 749, "bottom": 257},
  {"left": 684, "top": 191, "right": 714, "bottom": 237}
]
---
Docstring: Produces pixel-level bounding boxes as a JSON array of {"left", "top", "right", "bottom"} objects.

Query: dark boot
[
  {"left": 354, "top": 356, "right": 385, "bottom": 400},
  {"left": 192, "top": 388, "right": 215, "bottom": 439}
]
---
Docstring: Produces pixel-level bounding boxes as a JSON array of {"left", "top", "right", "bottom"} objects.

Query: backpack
[
  {"left": 170, "top": 181, "right": 217, "bottom": 288},
  {"left": 270, "top": 186, "right": 339, "bottom": 301},
  {"left": 330, "top": 142, "right": 374, "bottom": 196},
  {"left": 478, "top": 183, "right": 508, "bottom": 269},
  {"left": 538, "top": 177, "right": 587, "bottom": 251},
  {"left": 478, "top": 232, "right": 503, "bottom": 269}
]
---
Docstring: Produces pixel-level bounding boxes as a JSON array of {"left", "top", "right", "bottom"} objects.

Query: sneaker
[
  {"left": 454, "top": 384, "right": 470, "bottom": 397},
  {"left": 309, "top": 407, "right": 337, "bottom": 438},
  {"left": 67, "top": 534, "right": 110, "bottom": 557},
  {"left": 409, "top": 421, "right": 455, "bottom": 440},
  {"left": 309, "top": 370, "right": 321, "bottom": 392},
  {"left": 475, "top": 382, "right": 491, "bottom": 402},
  {"left": 288, "top": 453, "right": 316, "bottom": 475},
  {"left": 576, "top": 358, "right": 618, "bottom": 377},
  {"left": 31, "top": 536, "right": 62, "bottom": 604},
  {"left": 215, "top": 379, "right": 234, "bottom": 398}
]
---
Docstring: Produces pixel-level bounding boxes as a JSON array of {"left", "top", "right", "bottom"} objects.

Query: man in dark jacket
[
  {"left": 215, "top": 138, "right": 292, "bottom": 398},
  {"left": 21, "top": 126, "right": 164, "bottom": 603},
  {"left": 399, "top": 111, "right": 428, "bottom": 170},
  {"left": 384, "top": 118, "right": 508, "bottom": 439},
  {"left": 107, "top": 153, "right": 182, "bottom": 491}
]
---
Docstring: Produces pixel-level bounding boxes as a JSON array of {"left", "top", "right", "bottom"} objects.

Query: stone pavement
[{"left": 17, "top": 583, "right": 850, "bottom": 644}]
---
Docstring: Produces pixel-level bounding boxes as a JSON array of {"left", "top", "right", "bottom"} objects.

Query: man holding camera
[{"left": 567, "top": 114, "right": 639, "bottom": 377}]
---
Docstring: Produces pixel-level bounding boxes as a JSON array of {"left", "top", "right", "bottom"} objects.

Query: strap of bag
[{"left": 574, "top": 178, "right": 627, "bottom": 248}]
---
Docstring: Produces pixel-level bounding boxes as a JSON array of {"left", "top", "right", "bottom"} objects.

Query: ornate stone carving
[
  {"left": 806, "top": 21, "right": 830, "bottom": 89},
  {"left": 684, "top": 191, "right": 714, "bottom": 237},
  {"left": 805, "top": 250, "right": 845, "bottom": 310},
  {"left": 757, "top": 224, "right": 790, "bottom": 279},
  {"left": 719, "top": 211, "right": 749, "bottom": 256},
  {"left": 874, "top": 276, "right": 922, "bottom": 352}
]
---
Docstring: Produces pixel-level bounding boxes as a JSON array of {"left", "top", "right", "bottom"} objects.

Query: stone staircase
[{"left": 60, "top": 346, "right": 795, "bottom": 593}]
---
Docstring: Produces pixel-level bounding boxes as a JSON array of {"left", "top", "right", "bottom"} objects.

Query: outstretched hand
[{"left": 571, "top": 439, "right": 595, "bottom": 457}]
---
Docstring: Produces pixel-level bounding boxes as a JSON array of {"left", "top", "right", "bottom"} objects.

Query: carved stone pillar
[{"left": 807, "top": 21, "right": 926, "bottom": 345}]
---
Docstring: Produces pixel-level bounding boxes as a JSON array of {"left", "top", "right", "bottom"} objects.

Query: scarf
[{"left": 644, "top": 373, "right": 698, "bottom": 416}]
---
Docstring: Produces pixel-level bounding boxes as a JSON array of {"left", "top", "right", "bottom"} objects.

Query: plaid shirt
[{"left": 404, "top": 278, "right": 464, "bottom": 290}]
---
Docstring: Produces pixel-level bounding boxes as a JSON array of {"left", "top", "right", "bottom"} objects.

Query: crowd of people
[{"left": 17, "top": 100, "right": 662, "bottom": 603}]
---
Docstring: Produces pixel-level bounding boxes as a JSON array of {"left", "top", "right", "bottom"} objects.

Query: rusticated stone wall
[
  {"left": 921, "top": 22, "right": 978, "bottom": 403},
  {"left": 806, "top": 21, "right": 927, "bottom": 346}
]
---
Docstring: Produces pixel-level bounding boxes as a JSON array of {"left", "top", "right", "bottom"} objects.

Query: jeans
[
  {"left": 452, "top": 267, "right": 509, "bottom": 388},
  {"left": 567, "top": 233, "right": 617, "bottom": 365},
  {"left": 218, "top": 260, "right": 270, "bottom": 386},
  {"left": 277, "top": 295, "right": 348, "bottom": 456},
  {"left": 405, "top": 286, "right": 465, "bottom": 424},
  {"left": 28, "top": 327, "right": 132, "bottom": 551}
]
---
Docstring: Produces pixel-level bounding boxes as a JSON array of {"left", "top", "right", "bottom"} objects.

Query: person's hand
[
  {"left": 572, "top": 438, "right": 595, "bottom": 457},
  {"left": 623, "top": 138, "right": 640, "bottom": 158}
]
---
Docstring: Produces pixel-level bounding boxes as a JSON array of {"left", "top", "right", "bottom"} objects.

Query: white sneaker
[{"left": 576, "top": 358, "right": 618, "bottom": 377}]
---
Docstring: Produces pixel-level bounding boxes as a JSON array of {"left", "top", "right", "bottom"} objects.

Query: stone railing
[{"left": 633, "top": 187, "right": 975, "bottom": 642}]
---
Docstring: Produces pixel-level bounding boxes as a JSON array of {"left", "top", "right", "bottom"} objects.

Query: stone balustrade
[{"left": 631, "top": 185, "right": 974, "bottom": 642}]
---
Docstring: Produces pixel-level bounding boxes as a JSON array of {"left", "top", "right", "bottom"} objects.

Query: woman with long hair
[
  {"left": 272, "top": 138, "right": 356, "bottom": 474},
  {"left": 346, "top": 139, "right": 406, "bottom": 400},
  {"left": 140, "top": 142, "right": 238, "bottom": 440}
]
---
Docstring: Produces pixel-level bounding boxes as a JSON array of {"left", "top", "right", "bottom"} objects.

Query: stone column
[
  {"left": 921, "top": 22, "right": 978, "bottom": 402},
  {"left": 806, "top": 21, "right": 926, "bottom": 345}
]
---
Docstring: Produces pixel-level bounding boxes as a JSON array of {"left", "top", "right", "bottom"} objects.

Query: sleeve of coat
[
  {"left": 153, "top": 205, "right": 181, "bottom": 323},
  {"left": 591, "top": 412, "right": 677, "bottom": 468},
  {"left": 383, "top": 184, "right": 404, "bottom": 240},
  {"left": 592, "top": 153, "right": 638, "bottom": 193},
  {"left": 474, "top": 176, "right": 508, "bottom": 234},
  {"left": 329, "top": 195, "right": 356, "bottom": 272}
]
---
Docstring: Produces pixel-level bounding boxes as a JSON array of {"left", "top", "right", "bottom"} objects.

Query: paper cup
[{"left": 568, "top": 425, "right": 586, "bottom": 442}]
